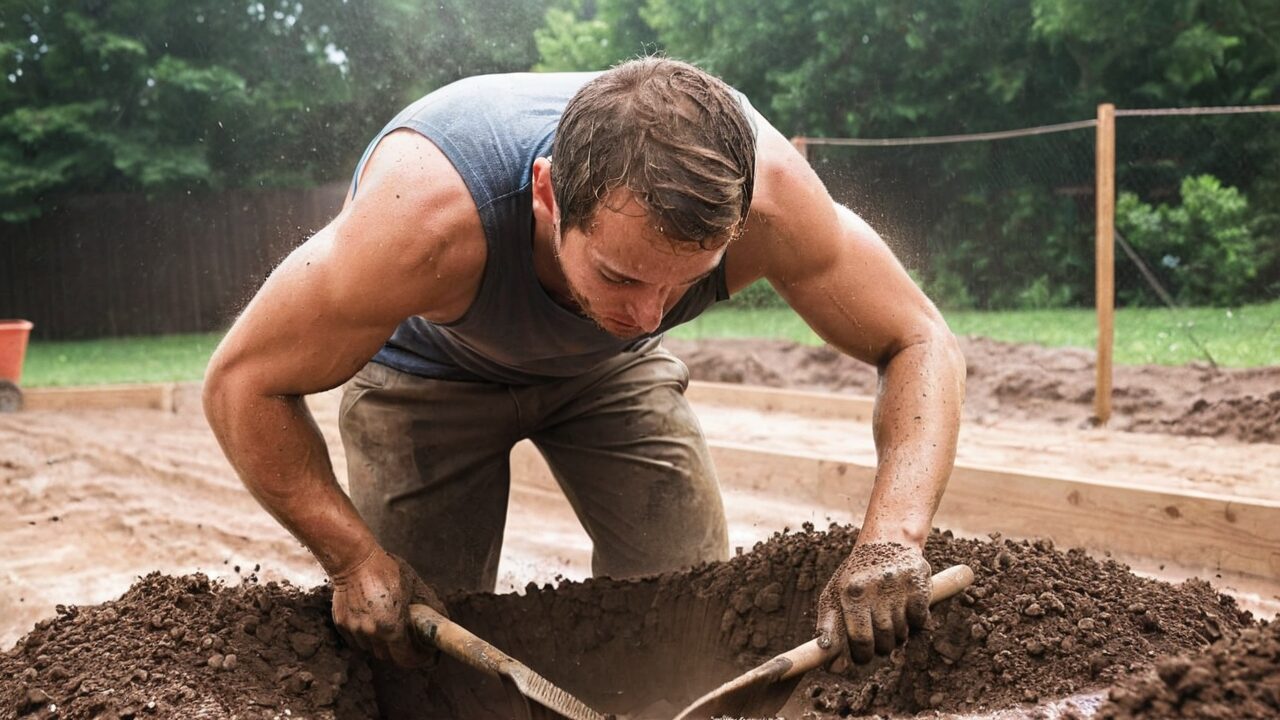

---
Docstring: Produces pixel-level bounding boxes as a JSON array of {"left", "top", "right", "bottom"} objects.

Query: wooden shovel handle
[
  {"left": 409, "top": 603, "right": 514, "bottom": 677},
  {"left": 777, "top": 563, "right": 976, "bottom": 680}
]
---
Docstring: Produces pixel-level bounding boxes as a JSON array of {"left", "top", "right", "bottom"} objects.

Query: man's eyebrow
[{"left": 599, "top": 261, "right": 717, "bottom": 285}]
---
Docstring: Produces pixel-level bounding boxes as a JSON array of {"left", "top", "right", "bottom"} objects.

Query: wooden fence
[{"left": 0, "top": 183, "right": 347, "bottom": 340}]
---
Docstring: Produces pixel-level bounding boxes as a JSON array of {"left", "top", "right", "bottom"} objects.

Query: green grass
[
  {"left": 13, "top": 300, "right": 1277, "bottom": 387},
  {"left": 21, "top": 332, "right": 223, "bottom": 387},
  {"left": 669, "top": 299, "right": 1280, "bottom": 368}
]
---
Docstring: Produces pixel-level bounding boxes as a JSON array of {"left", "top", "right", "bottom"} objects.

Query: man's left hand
[{"left": 816, "top": 542, "right": 932, "bottom": 664}]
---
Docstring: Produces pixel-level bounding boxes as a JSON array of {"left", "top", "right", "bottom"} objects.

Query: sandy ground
[
  {"left": 0, "top": 387, "right": 858, "bottom": 651},
  {"left": 669, "top": 336, "right": 1280, "bottom": 444},
  {"left": 3, "top": 371, "right": 1277, "bottom": 652}
]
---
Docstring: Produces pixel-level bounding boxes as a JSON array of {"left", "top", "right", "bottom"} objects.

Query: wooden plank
[
  {"left": 23, "top": 383, "right": 175, "bottom": 412},
  {"left": 686, "top": 381, "right": 875, "bottom": 422},
  {"left": 705, "top": 441, "right": 1280, "bottom": 584}
]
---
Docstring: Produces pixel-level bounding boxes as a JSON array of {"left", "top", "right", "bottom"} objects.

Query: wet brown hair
[{"left": 550, "top": 57, "right": 756, "bottom": 251}]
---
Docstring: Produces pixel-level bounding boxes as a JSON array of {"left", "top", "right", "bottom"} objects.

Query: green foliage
[
  {"left": 0, "top": 0, "right": 546, "bottom": 221},
  {"left": 533, "top": 0, "right": 659, "bottom": 71},
  {"left": 535, "top": 8, "right": 617, "bottom": 71},
  {"left": 726, "top": 278, "right": 787, "bottom": 309},
  {"left": 529, "top": 0, "right": 1280, "bottom": 311},
  {"left": 1117, "top": 175, "right": 1275, "bottom": 307},
  {"left": 912, "top": 184, "right": 1092, "bottom": 310}
]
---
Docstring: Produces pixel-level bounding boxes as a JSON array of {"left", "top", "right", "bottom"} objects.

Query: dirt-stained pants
[{"left": 338, "top": 345, "right": 729, "bottom": 595}]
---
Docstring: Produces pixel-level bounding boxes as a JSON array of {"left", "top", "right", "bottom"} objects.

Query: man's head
[{"left": 532, "top": 57, "right": 757, "bottom": 339}]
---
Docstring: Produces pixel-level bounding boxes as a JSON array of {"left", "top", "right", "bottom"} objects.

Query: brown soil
[
  {"left": 1089, "top": 620, "right": 1279, "bottom": 720},
  {"left": 2, "top": 526, "right": 1256, "bottom": 720},
  {"left": 0, "top": 573, "right": 379, "bottom": 720},
  {"left": 665, "top": 337, "right": 1280, "bottom": 444}
]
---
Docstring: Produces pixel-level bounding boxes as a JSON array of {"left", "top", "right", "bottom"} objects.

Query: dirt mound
[
  {"left": 424, "top": 526, "right": 1254, "bottom": 718},
  {"left": 780, "top": 529, "right": 1252, "bottom": 718},
  {"left": 0, "top": 527, "right": 1257, "bottom": 719},
  {"left": 1127, "top": 390, "right": 1280, "bottom": 444},
  {"left": 0, "top": 573, "right": 378, "bottom": 719},
  {"left": 1090, "top": 620, "right": 1279, "bottom": 720},
  {"left": 665, "top": 337, "right": 1280, "bottom": 444}
]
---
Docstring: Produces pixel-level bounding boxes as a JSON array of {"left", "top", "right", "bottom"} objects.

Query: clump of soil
[
  {"left": 1089, "top": 620, "right": 1279, "bottom": 720},
  {"left": 665, "top": 336, "right": 1280, "bottom": 444},
  {"left": 0, "top": 573, "right": 378, "bottom": 719},
  {"left": 777, "top": 528, "right": 1253, "bottom": 718},
  {"left": 0, "top": 527, "right": 1258, "bottom": 719}
]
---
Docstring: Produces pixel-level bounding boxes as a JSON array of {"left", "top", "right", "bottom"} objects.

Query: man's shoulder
[
  {"left": 412, "top": 72, "right": 601, "bottom": 116},
  {"left": 352, "top": 131, "right": 485, "bottom": 256}
]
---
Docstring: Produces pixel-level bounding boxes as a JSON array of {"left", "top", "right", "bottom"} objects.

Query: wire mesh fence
[
  {"left": 798, "top": 105, "right": 1280, "bottom": 315},
  {"left": 803, "top": 123, "right": 1097, "bottom": 312},
  {"left": 793, "top": 105, "right": 1279, "bottom": 371},
  {"left": 1113, "top": 108, "right": 1280, "bottom": 311}
]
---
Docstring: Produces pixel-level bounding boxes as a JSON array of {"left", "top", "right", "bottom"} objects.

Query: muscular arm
[
  {"left": 732, "top": 118, "right": 965, "bottom": 662},
  {"left": 733, "top": 123, "right": 965, "bottom": 547},
  {"left": 203, "top": 130, "right": 483, "bottom": 578}
]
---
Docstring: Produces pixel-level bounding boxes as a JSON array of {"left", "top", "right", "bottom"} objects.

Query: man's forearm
[
  {"left": 205, "top": 387, "right": 378, "bottom": 576},
  {"left": 858, "top": 331, "right": 965, "bottom": 548}
]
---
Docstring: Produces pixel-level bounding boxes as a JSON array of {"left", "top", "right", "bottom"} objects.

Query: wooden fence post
[
  {"left": 791, "top": 136, "right": 809, "bottom": 162},
  {"left": 1095, "top": 103, "right": 1116, "bottom": 425}
]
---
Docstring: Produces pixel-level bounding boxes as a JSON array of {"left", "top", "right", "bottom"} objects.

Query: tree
[{"left": 0, "top": 0, "right": 546, "bottom": 222}]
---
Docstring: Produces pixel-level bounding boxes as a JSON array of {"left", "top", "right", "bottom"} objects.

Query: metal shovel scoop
[
  {"left": 672, "top": 564, "right": 976, "bottom": 720},
  {"left": 409, "top": 603, "right": 613, "bottom": 720}
]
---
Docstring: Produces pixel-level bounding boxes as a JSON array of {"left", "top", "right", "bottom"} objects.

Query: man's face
[{"left": 554, "top": 193, "right": 726, "bottom": 340}]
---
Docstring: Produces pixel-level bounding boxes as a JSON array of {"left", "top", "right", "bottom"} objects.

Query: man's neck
[{"left": 530, "top": 215, "right": 580, "bottom": 311}]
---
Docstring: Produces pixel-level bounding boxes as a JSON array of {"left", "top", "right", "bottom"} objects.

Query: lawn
[
  {"left": 15, "top": 300, "right": 1278, "bottom": 387},
  {"left": 671, "top": 300, "right": 1280, "bottom": 368},
  {"left": 21, "top": 332, "right": 223, "bottom": 388}
]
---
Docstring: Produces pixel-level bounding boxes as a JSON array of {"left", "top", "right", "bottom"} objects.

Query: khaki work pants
[{"left": 338, "top": 345, "right": 730, "bottom": 596}]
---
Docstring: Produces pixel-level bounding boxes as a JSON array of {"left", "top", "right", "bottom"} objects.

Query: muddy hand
[
  {"left": 816, "top": 542, "right": 931, "bottom": 665},
  {"left": 331, "top": 548, "right": 448, "bottom": 668}
]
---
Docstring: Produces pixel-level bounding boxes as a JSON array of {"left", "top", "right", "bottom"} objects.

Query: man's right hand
[{"left": 330, "top": 548, "right": 447, "bottom": 668}]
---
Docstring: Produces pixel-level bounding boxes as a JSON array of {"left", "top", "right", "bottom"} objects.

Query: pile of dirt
[
  {"left": 0, "top": 526, "right": 1258, "bottom": 719},
  {"left": 436, "top": 525, "right": 1254, "bottom": 718},
  {"left": 776, "top": 528, "right": 1253, "bottom": 718},
  {"left": 0, "top": 573, "right": 378, "bottom": 719},
  {"left": 665, "top": 337, "right": 1280, "bottom": 444},
  {"left": 1088, "top": 620, "right": 1279, "bottom": 720}
]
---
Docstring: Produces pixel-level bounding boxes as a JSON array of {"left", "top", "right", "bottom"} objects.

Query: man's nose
[{"left": 627, "top": 292, "right": 665, "bottom": 333}]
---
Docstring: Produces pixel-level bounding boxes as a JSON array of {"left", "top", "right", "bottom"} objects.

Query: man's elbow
[
  {"left": 929, "top": 320, "right": 967, "bottom": 399},
  {"left": 202, "top": 343, "right": 243, "bottom": 436},
  {"left": 881, "top": 320, "right": 967, "bottom": 390}
]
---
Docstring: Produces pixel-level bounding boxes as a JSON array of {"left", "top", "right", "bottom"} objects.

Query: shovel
[
  {"left": 409, "top": 603, "right": 613, "bottom": 720},
  {"left": 672, "top": 564, "right": 976, "bottom": 720}
]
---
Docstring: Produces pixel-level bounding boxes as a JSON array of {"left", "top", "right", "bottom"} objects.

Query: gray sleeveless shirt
[{"left": 350, "top": 72, "right": 755, "bottom": 385}]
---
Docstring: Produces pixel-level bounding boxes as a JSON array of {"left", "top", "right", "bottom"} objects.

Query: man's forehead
[
  {"left": 584, "top": 192, "right": 717, "bottom": 251},
  {"left": 588, "top": 232, "right": 725, "bottom": 282}
]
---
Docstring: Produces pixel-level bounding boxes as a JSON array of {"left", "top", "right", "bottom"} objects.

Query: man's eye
[{"left": 602, "top": 272, "right": 634, "bottom": 286}]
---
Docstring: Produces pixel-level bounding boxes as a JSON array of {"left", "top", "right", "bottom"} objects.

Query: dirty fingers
[{"left": 817, "top": 542, "right": 932, "bottom": 664}]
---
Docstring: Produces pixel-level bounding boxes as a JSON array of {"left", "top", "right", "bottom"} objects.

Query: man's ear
[{"left": 531, "top": 157, "right": 556, "bottom": 227}]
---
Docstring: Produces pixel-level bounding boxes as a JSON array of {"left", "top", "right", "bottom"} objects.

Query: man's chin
[{"left": 595, "top": 314, "right": 646, "bottom": 340}]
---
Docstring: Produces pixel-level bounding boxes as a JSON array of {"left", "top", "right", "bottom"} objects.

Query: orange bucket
[{"left": 0, "top": 320, "right": 34, "bottom": 384}]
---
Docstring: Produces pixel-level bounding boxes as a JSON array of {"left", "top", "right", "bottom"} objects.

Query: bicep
[
  {"left": 210, "top": 221, "right": 416, "bottom": 398},
  {"left": 777, "top": 205, "right": 945, "bottom": 367}
]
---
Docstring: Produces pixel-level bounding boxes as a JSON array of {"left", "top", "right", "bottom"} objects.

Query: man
[{"left": 204, "top": 57, "right": 964, "bottom": 691}]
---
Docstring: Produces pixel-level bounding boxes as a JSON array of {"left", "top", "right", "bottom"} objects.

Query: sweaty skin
[{"left": 204, "top": 109, "right": 964, "bottom": 666}]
